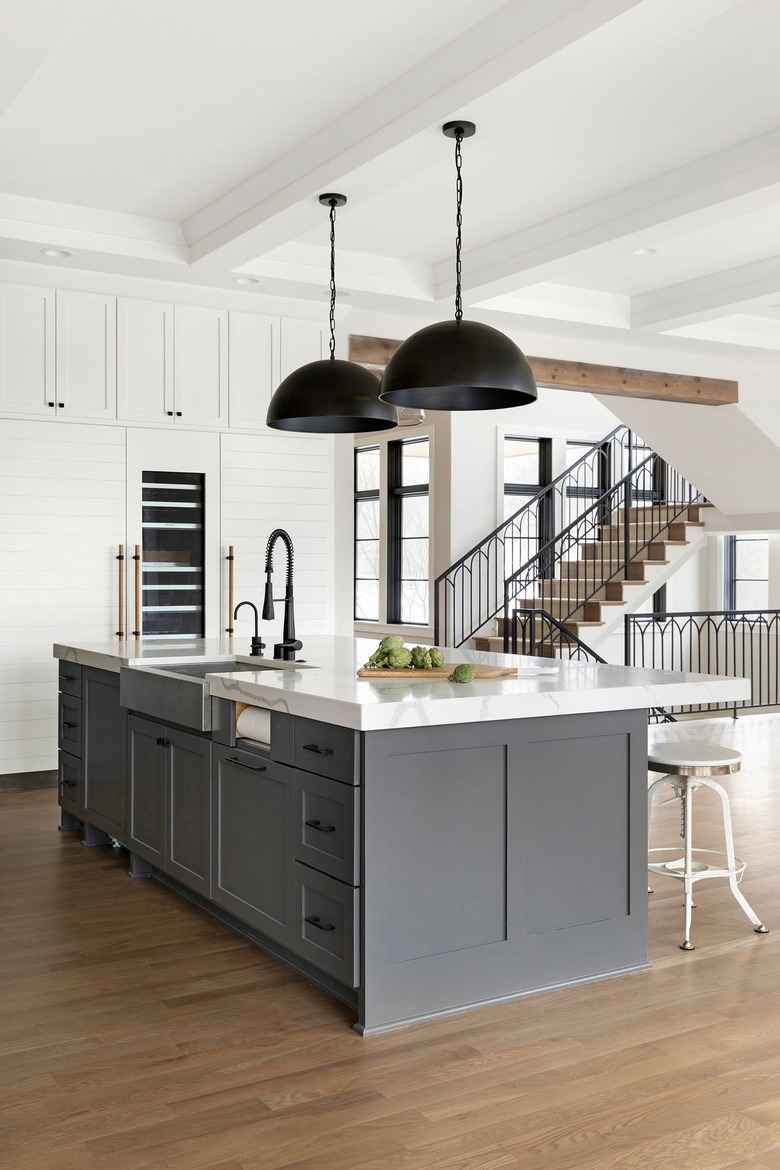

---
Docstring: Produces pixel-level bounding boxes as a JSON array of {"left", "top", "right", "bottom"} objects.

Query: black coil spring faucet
[{"left": 262, "top": 529, "right": 303, "bottom": 661}]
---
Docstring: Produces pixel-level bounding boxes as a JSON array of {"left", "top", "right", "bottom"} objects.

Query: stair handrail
[
  {"left": 433, "top": 424, "right": 634, "bottom": 646},
  {"left": 502, "top": 451, "right": 702, "bottom": 651}
]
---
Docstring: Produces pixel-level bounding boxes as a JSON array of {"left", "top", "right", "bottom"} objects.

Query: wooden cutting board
[{"left": 357, "top": 664, "right": 518, "bottom": 680}]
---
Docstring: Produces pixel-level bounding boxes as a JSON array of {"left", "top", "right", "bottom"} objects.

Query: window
[
  {"left": 503, "top": 437, "right": 551, "bottom": 578},
  {"left": 354, "top": 446, "right": 380, "bottom": 621},
  {"left": 354, "top": 435, "right": 431, "bottom": 627},
  {"left": 725, "top": 534, "right": 769, "bottom": 610}
]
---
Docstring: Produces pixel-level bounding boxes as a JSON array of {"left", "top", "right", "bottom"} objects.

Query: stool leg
[
  {"left": 681, "top": 779, "right": 695, "bottom": 950},
  {"left": 700, "top": 778, "right": 768, "bottom": 935}
]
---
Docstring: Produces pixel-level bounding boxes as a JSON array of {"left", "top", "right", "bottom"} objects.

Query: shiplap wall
[
  {"left": 0, "top": 423, "right": 335, "bottom": 774},
  {"left": 0, "top": 418, "right": 126, "bottom": 773},
  {"left": 221, "top": 432, "right": 333, "bottom": 648}
]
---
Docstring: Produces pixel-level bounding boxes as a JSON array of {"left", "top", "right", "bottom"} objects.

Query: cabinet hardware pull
[
  {"left": 176, "top": 411, "right": 182, "bottom": 417},
  {"left": 60, "top": 779, "right": 76, "bottom": 788},
  {"left": 167, "top": 410, "right": 173, "bottom": 416},
  {"left": 60, "top": 721, "right": 77, "bottom": 729},
  {"left": 304, "top": 819, "right": 336, "bottom": 833},
  {"left": 61, "top": 675, "right": 77, "bottom": 681},
  {"left": 305, "top": 915, "right": 336, "bottom": 932},
  {"left": 227, "top": 756, "right": 267, "bottom": 773},
  {"left": 58, "top": 402, "right": 64, "bottom": 408},
  {"left": 303, "top": 744, "right": 333, "bottom": 756},
  {"left": 156, "top": 737, "right": 170, "bottom": 747},
  {"left": 47, "top": 401, "right": 55, "bottom": 407}
]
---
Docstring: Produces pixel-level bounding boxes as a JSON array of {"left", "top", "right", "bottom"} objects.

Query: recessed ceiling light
[
  {"left": 232, "top": 276, "right": 261, "bottom": 285},
  {"left": 40, "top": 247, "right": 73, "bottom": 258},
  {"left": 632, "top": 247, "right": 657, "bottom": 256}
]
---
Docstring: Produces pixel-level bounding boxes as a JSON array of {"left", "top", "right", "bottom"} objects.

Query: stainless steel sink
[{"left": 119, "top": 658, "right": 293, "bottom": 731}]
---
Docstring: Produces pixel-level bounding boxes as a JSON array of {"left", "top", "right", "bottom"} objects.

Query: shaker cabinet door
[
  {"left": 174, "top": 305, "right": 228, "bottom": 427},
  {"left": 127, "top": 716, "right": 166, "bottom": 867},
  {"left": 56, "top": 290, "right": 117, "bottom": 420},
  {"left": 117, "top": 297, "right": 174, "bottom": 424},
  {"left": 228, "top": 311, "right": 279, "bottom": 430},
  {"left": 167, "top": 728, "right": 211, "bottom": 897},
  {"left": 0, "top": 283, "right": 55, "bottom": 416}
]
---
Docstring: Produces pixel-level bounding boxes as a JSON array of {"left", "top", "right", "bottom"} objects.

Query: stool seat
[
  {"left": 649, "top": 742, "right": 742, "bottom": 775},
  {"left": 647, "top": 740, "right": 766, "bottom": 950}
]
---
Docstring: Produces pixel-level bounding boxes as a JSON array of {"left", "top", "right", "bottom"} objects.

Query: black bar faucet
[
  {"left": 233, "top": 601, "right": 265, "bottom": 656},
  {"left": 262, "top": 529, "right": 303, "bottom": 661}
]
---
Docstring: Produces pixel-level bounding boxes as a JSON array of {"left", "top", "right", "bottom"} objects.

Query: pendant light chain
[
  {"left": 328, "top": 198, "right": 337, "bottom": 360},
  {"left": 454, "top": 127, "right": 464, "bottom": 322}
]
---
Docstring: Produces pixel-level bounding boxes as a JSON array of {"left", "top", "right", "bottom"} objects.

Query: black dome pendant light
[
  {"left": 379, "top": 121, "right": 537, "bottom": 412},
  {"left": 266, "top": 194, "right": 398, "bottom": 433}
]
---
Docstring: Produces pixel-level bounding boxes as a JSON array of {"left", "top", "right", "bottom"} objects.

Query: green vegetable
[
  {"left": 386, "top": 647, "right": 413, "bottom": 669},
  {"left": 448, "top": 663, "right": 476, "bottom": 684},
  {"left": 363, "top": 634, "right": 407, "bottom": 668},
  {"left": 411, "top": 646, "right": 432, "bottom": 670},
  {"left": 429, "top": 647, "right": 444, "bottom": 668}
]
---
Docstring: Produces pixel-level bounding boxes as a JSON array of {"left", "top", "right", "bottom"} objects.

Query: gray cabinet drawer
[
  {"left": 58, "top": 663, "right": 82, "bottom": 697},
  {"left": 294, "top": 771, "right": 359, "bottom": 885},
  {"left": 293, "top": 862, "right": 359, "bottom": 988},
  {"left": 293, "top": 717, "right": 357, "bottom": 784},
  {"left": 58, "top": 750, "right": 83, "bottom": 817},
  {"left": 58, "top": 694, "right": 82, "bottom": 756}
]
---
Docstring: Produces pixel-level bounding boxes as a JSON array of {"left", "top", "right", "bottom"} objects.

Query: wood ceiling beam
[{"left": 349, "top": 335, "right": 738, "bottom": 406}]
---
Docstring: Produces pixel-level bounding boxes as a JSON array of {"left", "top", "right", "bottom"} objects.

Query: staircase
[
  {"left": 473, "top": 503, "right": 707, "bottom": 655},
  {"left": 433, "top": 427, "right": 705, "bottom": 658}
]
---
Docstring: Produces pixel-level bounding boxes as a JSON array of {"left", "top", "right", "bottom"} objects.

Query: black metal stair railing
[
  {"left": 501, "top": 453, "right": 701, "bottom": 653},
  {"left": 625, "top": 609, "right": 780, "bottom": 715},
  {"left": 433, "top": 424, "right": 638, "bottom": 647}
]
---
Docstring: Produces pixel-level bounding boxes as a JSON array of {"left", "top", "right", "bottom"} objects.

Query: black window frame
[
  {"left": 353, "top": 444, "right": 381, "bottom": 623},
  {"left": 386, "top": 436, "right": 430, "bottom": 626},
  {"left": 724, "top": 533, "right": 769, "bottom": 611}
]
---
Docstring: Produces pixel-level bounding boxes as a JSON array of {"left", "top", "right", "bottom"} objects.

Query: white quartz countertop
[{"left": 54, "top": 635, "right": 750, "bottom": 731}]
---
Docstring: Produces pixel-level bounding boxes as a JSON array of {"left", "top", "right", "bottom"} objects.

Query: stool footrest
[{"left": 648, "top": 847, "right": 746, "bottom": 884}]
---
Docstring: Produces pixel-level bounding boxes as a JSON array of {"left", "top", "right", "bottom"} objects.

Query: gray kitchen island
[{"left": 53, "top": 636, "right": 748, "bottom": 1033}]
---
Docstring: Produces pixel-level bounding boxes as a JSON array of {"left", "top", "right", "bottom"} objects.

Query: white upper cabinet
[
  {"left": 0, "top": 283, "right": 55, "bottom": 416},
  {"left": 56, "top": 290, "right": 117, "bottom": 421},
  {"left": 279, "top": 318, "right": 326, "bottom": 382},
  {"left": 228, "top": 311, "right": 279, "bottom": 430},
  {"left": 174, "top": 305, "right": 228, "bottom": 428},
  {"left": 117, "top": 297, "right": 174, "bottom": 423}
]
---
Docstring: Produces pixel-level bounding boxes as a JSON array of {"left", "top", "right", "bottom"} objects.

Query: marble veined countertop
[{"left": 54, "top": 635, "right": 749, "bottom": 731}]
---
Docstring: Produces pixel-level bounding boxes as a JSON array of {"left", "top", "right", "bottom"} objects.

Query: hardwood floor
[{"left": 3, "top": 715, "right": 780, "bottom": 1169}]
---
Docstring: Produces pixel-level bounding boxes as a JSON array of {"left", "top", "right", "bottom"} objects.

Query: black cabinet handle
[
  {"left": 167, "top": 411, "right": 173, "bottom": 416},
  {"left": 156, "top": 737, "right": 170, "bottom": 747},
  {"left": 305, "top": 915, "right": 336, "bottom": 932},
  {"left": 58, "top": 402, "right": 64, "bottom": 408},
  {"left": 305, "top": 818, "right": 336, "bottom": 833},
  {"left": 176, "top": 411, "right": 182, "bottom": 417},
  {"left": 47, "top": 401, "right": 55, "bottom": 407},
  {"left": 303, "top": 744, "right": 333, "bottom": 756},
  {"left": 60, "top": 779, "right": 76, "bottom": 788},
  {"left": 60, "top": 721, "right": 77, "bottom": 729},
  {"left": 61, "top": 675, "right": 77, "bottom": 681},
  {"left": 227, "top": 756, "right": 267, "bottom": 773}
]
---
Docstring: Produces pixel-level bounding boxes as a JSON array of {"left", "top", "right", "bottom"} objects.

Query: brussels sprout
[
  {"left": 411, "top": 646, "right": 432, "bottom": 669},
  {"left": 448, "top": 663, "right": 476, "bottom": 683},
  {"left": 386, "top": 647, "right": 413, "bottom": 669},
  {"left": 429, "top": 647, "right": 445, "bottom": 668}
]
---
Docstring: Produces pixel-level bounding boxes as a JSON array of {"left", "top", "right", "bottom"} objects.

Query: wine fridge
[{"left": 140, "top": 471, "right": 205, "bottom": 638}]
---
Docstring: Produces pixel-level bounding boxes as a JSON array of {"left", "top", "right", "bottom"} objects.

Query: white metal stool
[{"left": 647, "top": 742, "right": 768, "bottom": 951}]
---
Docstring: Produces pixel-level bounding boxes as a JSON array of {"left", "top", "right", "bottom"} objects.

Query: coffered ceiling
[{"left": 4, "top": 0, "right": 780, "bottom": 351}]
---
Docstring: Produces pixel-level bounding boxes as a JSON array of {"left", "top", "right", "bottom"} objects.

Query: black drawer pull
[
  {"left": 60, "top": 721, "right": 78, "bottom": 729},
  {"left": 305, "top": 818, "right": 336, "bottom": 833},
  {"left": 227, "top": 756, "right": 267, "bottom": 773},
  {"left": 303, "top": 744, "right": 333, "bottom": 756},
  {"left": 60, "top": 779, "right": 76, "bottom": 788},
  {"left": 305, "top": 915, "right": 336, "bottom": 932},
  {"left": 156, "top": 737, "right": 170, "bottom": 747},
  {"left": 61, "top": 675, "right": 77, "bottom": 682}
]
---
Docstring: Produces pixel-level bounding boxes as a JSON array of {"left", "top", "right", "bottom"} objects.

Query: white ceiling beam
[
  {"left": 631, "top": 255, "right": 780, "bottom": 331},
  {"left": 183, "top": 0, "right": 643, "bottom": 275},
  {"left": 442, "top": 127, "right": 780, "bottom": 304}
]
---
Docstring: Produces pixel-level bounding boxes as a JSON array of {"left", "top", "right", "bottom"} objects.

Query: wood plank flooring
[{"left": 3, "top": 715, "right": 780, "bottom": 1169}]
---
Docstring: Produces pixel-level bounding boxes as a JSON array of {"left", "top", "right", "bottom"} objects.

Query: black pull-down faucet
[{"left": 262, "top": 529, "right": 303, "bottom": 661}]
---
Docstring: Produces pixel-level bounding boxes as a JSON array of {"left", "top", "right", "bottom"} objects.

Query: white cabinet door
[
  {"left": 174, "top": 305, "right": 228, "bottom": 428},
  {"left": 228, "top": 311, "right": 279, "bottom": 430},
  {"left": 279, "top": 318, "right": 326, "bottom": 382},
  {"left": 56, "top": 290, "right": 117, "bottom": 421},
  {"left": 0, "top": 283, "right": 56, "bottom": 416},
  {"left": 117, "top": 298, "right": 174, "bottom": 424}
]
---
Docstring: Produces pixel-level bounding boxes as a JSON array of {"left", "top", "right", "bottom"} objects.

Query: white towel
[{"left": 236, "top": 705, "right": 271, "bottom": 746}]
